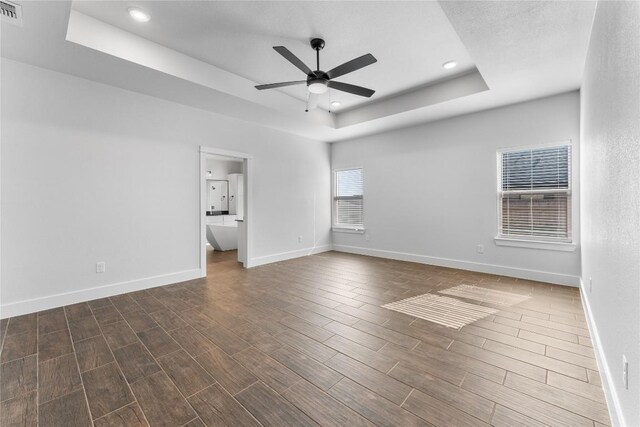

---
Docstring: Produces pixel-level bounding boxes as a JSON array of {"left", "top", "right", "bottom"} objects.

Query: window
[
  {"left": 333, "top": 168, "right": 364, "bottom": 230},
  {"left": 497, "top": 144, "right": 571, "bottom": 242}
]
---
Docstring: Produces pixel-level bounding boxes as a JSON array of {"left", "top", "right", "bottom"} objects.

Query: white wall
[
  {"left": 0, "top": 59, "right": 331, "bottom": 318},
  {"left": 332, "top": 92, "right": 581, "bottom": 285},
  {"left": 580, "top": 2, "right": 640, "bottom": 425}
]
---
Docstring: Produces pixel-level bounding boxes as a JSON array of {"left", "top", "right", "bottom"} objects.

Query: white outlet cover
[
  {"left": 477, "top": 244, "right": 485, "bottom": 254},
  {"left": 96, "top": 262, "right": 106, "bottom": 273},
  {"left": 623, "top": 355, "right": 629, "bottom": 389}
]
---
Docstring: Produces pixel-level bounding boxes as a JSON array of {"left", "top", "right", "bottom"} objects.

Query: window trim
[
  {"left": 496, "top": 140, "right": 573, "bottom": 245},
  {"left": 494, "top": 237, "right": 576, "bottom": 252},
  {"left": 332, "top": 226, "right": 366, "bottom": 233},
  {"left": 332, "top": 167, "right": 365, "bottom": 232}
]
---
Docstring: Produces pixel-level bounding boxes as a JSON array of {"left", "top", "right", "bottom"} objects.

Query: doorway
[{"left": 199, "top": 146, "right": 252, "bottom": 277}]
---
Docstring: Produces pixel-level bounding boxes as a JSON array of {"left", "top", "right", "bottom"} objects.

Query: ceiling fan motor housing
[{"left": 307, "top": 70, "right": 329, "bottom": 93}]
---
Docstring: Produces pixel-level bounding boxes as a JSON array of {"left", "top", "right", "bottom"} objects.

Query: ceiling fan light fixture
[
  {"left": 308, "top": 80, "right": 328, "bottom": 94},
  {"left": 442, "top": 60, "right": 457, "bottom": 70},
  {"left": 128, "top": 7, "right": 150, "bottom": 22}
]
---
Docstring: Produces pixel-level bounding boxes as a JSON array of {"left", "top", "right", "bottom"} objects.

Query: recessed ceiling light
[
  {"left": 331, "top": 101, "right": 341, "bottom": 107},
  {"left": 442, "top": 60, "right": 457, "bottom": 70},
  {"left": 128, "top": 7, "right": 150, "bottom": 22}
]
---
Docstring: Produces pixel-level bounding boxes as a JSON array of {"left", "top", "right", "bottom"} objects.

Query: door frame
[{"left": 199, "top": 146, "right": 253, "bottom": 276}]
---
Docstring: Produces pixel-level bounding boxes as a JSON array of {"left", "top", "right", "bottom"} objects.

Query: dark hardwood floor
[{"left": 1, "top": 250, "right": 611, "bottom": 426}]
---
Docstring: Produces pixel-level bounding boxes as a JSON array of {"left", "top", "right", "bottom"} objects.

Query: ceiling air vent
[{"left": 1, "top": 0, "right": 23, "bottom": 26}]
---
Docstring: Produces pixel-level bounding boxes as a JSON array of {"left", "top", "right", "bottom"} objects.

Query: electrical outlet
[
  {"left": 589, "top": 277, "right": 593, "bottom": 293},
  {"left": 623, "top": 355, "right": 629, "bottom": 389},
  {"left": 96, "top": 262, "right": 106, "bottom": 273},
  {"left": 365, "top": 234, "right": 370, "bottom": 242},
  {"left": 477, "top": 244, "right": 485, "bottom": 254},
  {"left": 298, "top": 236, "right": 302, "bottom": 243}
]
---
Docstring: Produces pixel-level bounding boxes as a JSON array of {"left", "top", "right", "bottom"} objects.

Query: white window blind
[
  {"left": 498, "top": 144, "right": 571, "bottom": 241},
  {"left": 334, "top": 168, "right": 363, "bottom": 228}
]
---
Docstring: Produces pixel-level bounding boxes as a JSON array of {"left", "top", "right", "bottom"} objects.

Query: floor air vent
[{"left": 1, "top": 1, "right": 23, "bottom": 26}]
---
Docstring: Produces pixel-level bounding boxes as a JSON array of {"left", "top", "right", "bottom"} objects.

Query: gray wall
[
  {"left": 580, "top": 2, "right": 640, "bottom": 425},
  {"left": 1, "top": 59, "right": 331, "bottom": 317},
  {"left": 332, "top": 92, "right": 581, "bottom": 285}
]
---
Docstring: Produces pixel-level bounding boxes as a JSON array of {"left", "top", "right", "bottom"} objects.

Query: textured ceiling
[{"left": 439, "top": 1, "right": 596, "bottom": 92}]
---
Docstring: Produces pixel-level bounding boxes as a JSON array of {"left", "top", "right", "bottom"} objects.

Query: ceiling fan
[{"left": 255, "top": 38, "right": 377, "bottom": 100}]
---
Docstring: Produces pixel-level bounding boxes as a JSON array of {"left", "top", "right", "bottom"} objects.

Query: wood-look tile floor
[{"left": 1, "top": 250, "right": 611, "bottom": 426}]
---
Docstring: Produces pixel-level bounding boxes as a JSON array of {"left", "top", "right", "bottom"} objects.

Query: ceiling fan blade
[
  {"left": 328, "top": 81, "right": 375, "bottom": 98},
  {"left": 255, "top": 80, "right": 306, "bottom": 90},
  {"left": 326, "top": 53, "right": 377, "bottom": 80},
  {"left": 273, "top": 46, "right": 313, "bottom": 75}
]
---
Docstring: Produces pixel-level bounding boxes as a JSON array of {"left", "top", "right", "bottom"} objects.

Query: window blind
[
  {"left": 334, "top": 168, "right": 363, "bottom": 227},
  {"left": 498, "top": 145, "right": 571, "bottom": 241}
]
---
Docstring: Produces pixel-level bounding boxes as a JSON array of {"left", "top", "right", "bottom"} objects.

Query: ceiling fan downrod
[{"left": 310, "top": 38, "right": 325, "bottom": 71}]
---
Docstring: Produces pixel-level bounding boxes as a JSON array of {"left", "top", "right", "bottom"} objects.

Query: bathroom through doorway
[{"left": 199, "top": 146, "right": 252, "bottom": 276}]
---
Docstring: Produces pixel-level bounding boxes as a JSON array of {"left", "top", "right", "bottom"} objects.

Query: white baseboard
[
  {"left": 1, "top": 244, "right": 333, "bottom": 318},
  {"left": 248, "top": 244, "right": 333, "bottom": 268},
  {"left": 332, "top": 244, "right": 579, "bottom": 287},
  {"left": 0, "top": 269, "right": 202, "bottom": 319},
  {"left": 579, "top": 279, "right": 625, "bottom": 427}
]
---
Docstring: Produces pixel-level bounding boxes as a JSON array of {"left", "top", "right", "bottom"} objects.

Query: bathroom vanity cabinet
[
  {"left": 228, "top": 173, "right": 244, "bottom": 217},
  {"left": 207, "top": 180, "right": 228, "bottom": 213}
]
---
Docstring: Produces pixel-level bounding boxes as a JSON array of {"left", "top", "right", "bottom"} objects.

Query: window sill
[
  {"left": 332, "top": 227, "right": 365, "bottom": 234},
  {"left": 494, "top": 237, "right": 576, "bottom": 252}
]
